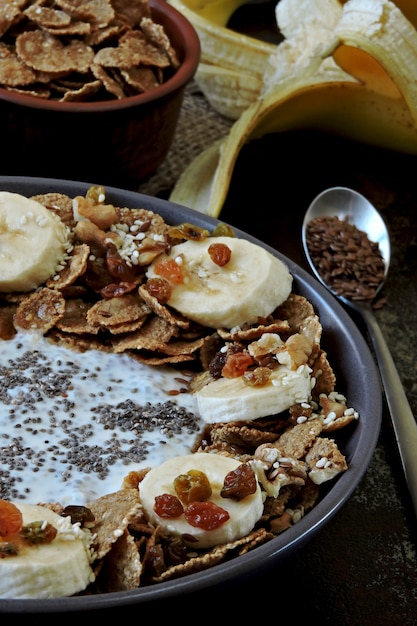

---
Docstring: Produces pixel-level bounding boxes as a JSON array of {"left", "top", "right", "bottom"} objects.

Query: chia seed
[{"left": 0, "top": 333, "right": 202, "bottom": 505}]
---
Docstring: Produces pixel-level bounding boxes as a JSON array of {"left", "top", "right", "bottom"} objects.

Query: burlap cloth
[{"left": 136, "top": 81, "right": 233, "bottom": 199}]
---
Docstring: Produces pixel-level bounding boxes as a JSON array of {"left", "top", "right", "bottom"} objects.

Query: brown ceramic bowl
[{"left": 0, "top": 0, "right": 200, "bottom": 189}]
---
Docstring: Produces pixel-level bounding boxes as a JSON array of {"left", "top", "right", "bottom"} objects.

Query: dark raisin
[{"left": 221, "top": 463, "right": 257, "bottom": 501}]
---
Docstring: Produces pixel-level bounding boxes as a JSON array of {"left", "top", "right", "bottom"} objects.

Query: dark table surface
[{"left": 3, "top": 2, "right": 417, "bottom": 622}]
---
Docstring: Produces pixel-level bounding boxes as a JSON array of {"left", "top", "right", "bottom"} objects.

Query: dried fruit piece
[
  {"left": 154, "top": 494, "right": 184, "bottom": 518},
  {"left": 221, "top": 351, "right": 254, "bottom": 378},
  {"left": 184, "top": 500, "right": 230, "bottom": 530},
  {"left": 144, "top": 276, "right": 172, "bottom": 304},
  {"left": 153, "top": 257, "right": 184, "bottom": 285},
  {"left": 221, "top": 463, "right": 257, "bottom": 501},
  {"left": 174, "top": 470, "right": 212, "bottom": 505},
  {"left": 208, "top": 242, "right": 231, "bottom": 266},
  {"left": 20, "top": 521, "right": 58, "bottom": 545},
  {"left": 243, "top": 366, "right": 272, "bottom": 387},
  {"left": 0, "top": 499, "right": 23, "bottom": 537}
]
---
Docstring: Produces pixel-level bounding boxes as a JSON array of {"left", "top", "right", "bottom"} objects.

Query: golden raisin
[
  {"left": 208, "top": 243, "right": 231, "bottom": 267},
  {"left": 174, "top": 470, "right": 212, "bottom": 505},
  {"left": 154, "top": 258, "right": 184, "bottom": 284},
  {"left": 168, "top": 223, "right": 210, "bottom": 242},
  {"left": 243, "top": 366, "right": 272, "bottom": 386},
  {"left": 221, "top": 352, "right": 254, "bottom": 378},
  {"left": 0, "top": 500, "right": 23, "bottom": 537},
  {"left": 146, "top": 277, "right": 172, "bottom": 304},
  {"left": 86, "top": 185, "right": 106, "bottom": 203},
  {"left": 212, "top": 223, "right": 235, "bottom": 237},
  {"left": 20, "top": 521, "right": 58, "bottom": 545}
]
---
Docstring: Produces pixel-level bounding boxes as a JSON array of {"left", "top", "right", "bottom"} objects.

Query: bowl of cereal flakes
[
  {"left": 0, "top": 175, "right": 382, "bottom": 612},
  {"left": 0, "top": 0, "right": 200, "bottom": 188}
]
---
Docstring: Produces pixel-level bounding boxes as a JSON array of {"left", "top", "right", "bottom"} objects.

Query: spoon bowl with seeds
[{"left": 302, "top": 186, "right": 417, "bottom": 517}]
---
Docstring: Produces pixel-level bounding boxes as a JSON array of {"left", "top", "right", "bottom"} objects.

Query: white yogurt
[{"left": 0, "top": 332, "right": 203, "bottom": 506}]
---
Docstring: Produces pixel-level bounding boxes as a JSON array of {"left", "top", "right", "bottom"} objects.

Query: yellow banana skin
[
  {"left": 174, "top": 0, "right": 249, "bottom": 27},
  {"left": 169, "top": 0, "right": 417, "bottom": 218},
  {"left": 168, "top": 0, "right": 275, "bottom": 71},
  {"left": 169, "top": 0, "right": 276, "bottom": 117}
]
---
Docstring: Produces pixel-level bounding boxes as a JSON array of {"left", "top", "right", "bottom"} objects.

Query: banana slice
[
  {"left": 139, "top": 453, "right": 264, "bottom": 549},
  {"left": 146, "top": 236, "right": 292, "bottom": 328},
  {"left": 0, "top": 191, "right": 70, "bottom": 292},
  {"left": 195, "top": 363, "right": 313, "bottom": 423},
  {"left": 0, "top": 503, "right": 94, "bottom": 599}
]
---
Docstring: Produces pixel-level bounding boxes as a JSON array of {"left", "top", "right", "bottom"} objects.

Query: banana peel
[
  {"left": 334, "top": 0, "right": 417, "bottom": 113},
  {"left": 169, "top": 0, "right": 417, "bottom": 118},
  {"left": 194, "top": 62, "right": 264, "bottom": 120},
  {"left": 168, "top": 0, "right": 276, "bottom": 118},
  {"left": 360, "top": 0, "right": 417, "bottom": 27},
  {"left": 169, "top": 0, "right": 417, "bottom": 217},
  {"left": 168, "top": 0, "right": 275, "bottom": 71},
  {"left": 170, "top": 69, "right": 417, "bottom": 216},
  {"left": 169, "top": 0, "right": 344, "bottom": 119}
]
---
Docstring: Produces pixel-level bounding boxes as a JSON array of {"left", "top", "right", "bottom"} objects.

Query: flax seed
[{"left": 305, "top": 215, "right": 385, "bottom": 302}]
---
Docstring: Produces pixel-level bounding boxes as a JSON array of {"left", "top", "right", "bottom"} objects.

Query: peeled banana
[{"left": 168, "top": 0, "right": 417, "bottom": 218}]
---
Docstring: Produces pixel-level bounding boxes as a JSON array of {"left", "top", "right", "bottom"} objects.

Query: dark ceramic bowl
[
  {"left": 0, "top": 1, "right": 200, "bottom": 189},
  {"left": 0, "top": 176, "right": 382, "bottom": 614}
]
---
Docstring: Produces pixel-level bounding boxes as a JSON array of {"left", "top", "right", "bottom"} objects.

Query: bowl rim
[
  {"left": 0, "top": 0, "right": 201, "bottom": 113},
  {"left": 0, "top": 176, "right": 382, "bottom": 613}
]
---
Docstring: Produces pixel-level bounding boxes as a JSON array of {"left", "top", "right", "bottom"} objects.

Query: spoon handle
[{"left": 361, "top": 306, "right": 417, "bottom": 515}]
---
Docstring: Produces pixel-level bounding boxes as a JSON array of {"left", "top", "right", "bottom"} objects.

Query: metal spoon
[{"left": 301, "top": 186, "right": 417, "bottom": 515}]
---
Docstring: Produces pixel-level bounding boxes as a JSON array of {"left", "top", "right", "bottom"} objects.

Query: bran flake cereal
[{"left": 0, "top": 0, "right": 179, "bottom": 101}]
